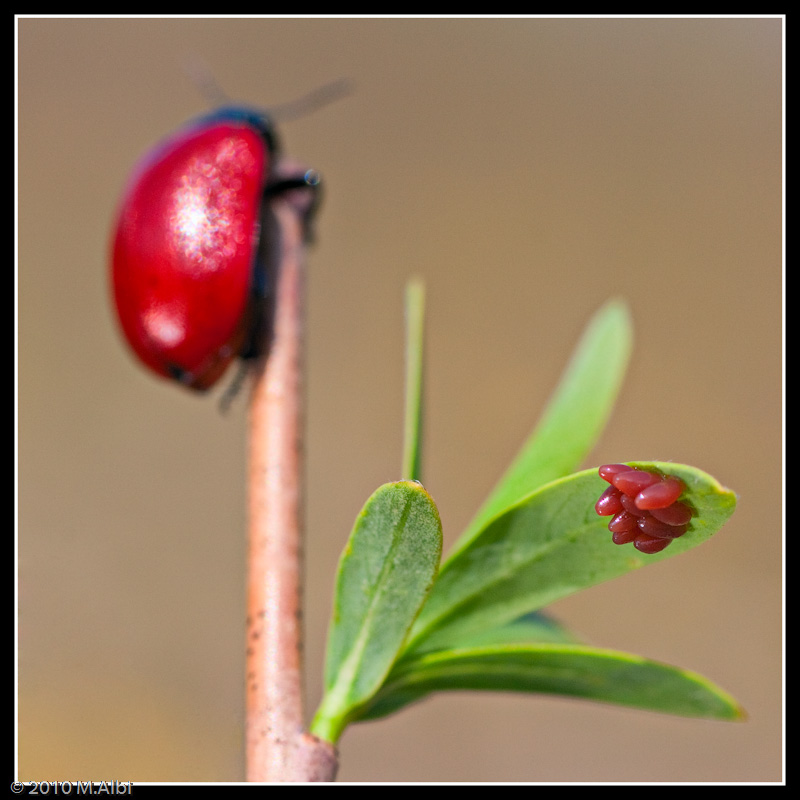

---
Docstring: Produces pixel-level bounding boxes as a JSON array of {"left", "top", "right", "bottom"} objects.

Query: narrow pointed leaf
[
  {"left": 348, "top": 612, "right": 581, "bottom": 721},
  {"left": 405, "top": 462, "right": 736, "bottom": 656},
  {"left": 451, "top": 299, "right": 632, "bottom": 560},
  {"left": 357, "top": 643, "right": 745, "bottom": 723},
  {"left": 452, "top": 611, "right": 583, "bottom": 648},
  {"left": 402, "top": 278, "right": 426, "bottom": 482},
  {"left": 311, "top": 481, "right": 442, "bottom": 743}
]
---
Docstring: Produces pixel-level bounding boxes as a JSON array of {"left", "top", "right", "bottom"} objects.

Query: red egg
[
  {"left": 636, "top": 514, "right": 689, "bottom": 540},
  {"left": 612, "top": 528, "right": 638, "bottom": 546},
  {"left": 610, "top": 469, "right": 661, "bottom": 497},
  {"left": 595, "top": 486, "right": 623, "bottom": 516},
  {"left": 635, "top": 477, "right": 685, "bottom": 511},
  {"left": 598, "top": 463, "right": 631, "bottom": 484},
  {"left": 650, "top": 501, "right": 693, "bottom": 527},
  {"left": 632, "top": 533, "right": 672, "bottom": 554},
  {"left": 608, "top": 510, "right": 639, "bottom": 533}
]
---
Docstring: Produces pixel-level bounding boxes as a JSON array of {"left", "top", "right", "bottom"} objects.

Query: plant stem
[
  {"left": 402, "top": 278, "right": 426, "bottom": 482},
  {"left": 245, "top": 167, "right": 338, "bottom": 782}
]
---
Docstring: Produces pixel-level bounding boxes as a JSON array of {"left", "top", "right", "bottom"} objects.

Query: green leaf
[
  {"left": 404, "top": 462, "right": 736, "bottom": 656},
  {"left": 349, "top": 611, "right": 581, "bottom": 721},
  {"left": 402, "top": 278, "right": 426, "bottom": 482},
  {"left": 450, "top": 299, "right": 633, "bottom": 560},
  {"left": 357, "top": 642, "right": 745, "bottom": 723},
  {"left": 311, "top": 481, "right": 443, "bottom": 744},
  {"left": 452, "top": 611, "right": 584, "bottom": 648}
]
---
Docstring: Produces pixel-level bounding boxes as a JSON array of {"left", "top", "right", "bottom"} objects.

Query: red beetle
[{"left": 111, "top": 107, "right": 312, "bottom": 390}]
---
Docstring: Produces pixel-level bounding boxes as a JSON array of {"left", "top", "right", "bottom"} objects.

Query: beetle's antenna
[
  {"left": 182, "top": 56, "right": 233, "bottom": 107},
  {"left": 268, "top": 78, "right": 354, "bottom": 122},
  {"left": 183, "top": 58, "right": 352, "bottom": 122}
]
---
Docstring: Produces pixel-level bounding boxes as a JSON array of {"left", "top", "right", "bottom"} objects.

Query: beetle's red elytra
[
  {"left": 111, "top": 106, "right": 319, "bottom": 392},
  {"left": 595, "top": 464, "right": 693, "bottom": 554},
  {"left": 111, "top": 110, "right": 274, "bottom": 390}
]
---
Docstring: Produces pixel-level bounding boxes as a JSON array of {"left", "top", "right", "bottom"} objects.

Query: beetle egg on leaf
[{"left": 595, "top": 464, "right": 694, "bottom": 554}]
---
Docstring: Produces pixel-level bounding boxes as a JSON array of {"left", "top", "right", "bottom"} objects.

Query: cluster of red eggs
[{"left": 594, "top": 464, "right": 694, "bottom": 554}]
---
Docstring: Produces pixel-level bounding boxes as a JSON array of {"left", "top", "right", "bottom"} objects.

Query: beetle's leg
[{"left": 264, "top": 169, "right": 322, "bottom": 244}]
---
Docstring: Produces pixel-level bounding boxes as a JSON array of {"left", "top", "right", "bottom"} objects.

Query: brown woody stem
[{"left": 244, "top": 169, "right": 338, "bottom": 782}]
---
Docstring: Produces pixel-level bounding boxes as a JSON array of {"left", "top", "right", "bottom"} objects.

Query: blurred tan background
[{"left": 18, "top": 18, "right": 782, "bottom": 783}]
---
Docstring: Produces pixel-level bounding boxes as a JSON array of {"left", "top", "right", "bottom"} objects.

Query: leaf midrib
[{"left": 328, "top": 494, "right": 415, "bottom": 707}]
